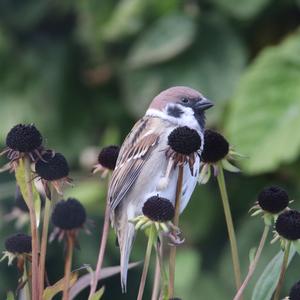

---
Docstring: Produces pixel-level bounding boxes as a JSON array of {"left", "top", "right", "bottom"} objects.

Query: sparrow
[{"left": 108, "top": 86, "right": 213, "bottom": 291}]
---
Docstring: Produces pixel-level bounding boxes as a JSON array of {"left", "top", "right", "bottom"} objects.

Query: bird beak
[{"left": 195, "top": 98, "right": 214, "bottom": 111}]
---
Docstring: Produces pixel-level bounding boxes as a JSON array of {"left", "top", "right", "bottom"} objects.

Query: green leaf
[
  {"left": 6, "top": 291, "right": 14, "bottom": 300},
  {"left": 127, "top": 13, "right": 196, "bottom": 68},
  {"left": 211, "top": 0, "right": 271, "bottom": 20},
  {"left": 251, "top": 245, "right": 296, "bottom": 300},
  {"left": 226, "top": 30, "right": 300, "bottom": 174},
  {"left": 43, "top": 272, "right": 78, "bottom": 300},
  {"left": 102, "top": 0, "right": 147, "bottom": 41},
  {"left": 89, "top": 287, "right": 105, "bottom": 300},
  {"left": 15, "top": 159, "right": 42, "bottom": 227}
]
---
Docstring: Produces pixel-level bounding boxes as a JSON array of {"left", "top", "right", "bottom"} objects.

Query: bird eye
[{"left": 181, "top": 97, "right": 189, "bottom": 104}]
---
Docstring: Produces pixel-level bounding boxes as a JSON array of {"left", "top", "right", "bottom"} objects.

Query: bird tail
[{"left": 119, "top": 222, "right": 135, "bottom": 293}]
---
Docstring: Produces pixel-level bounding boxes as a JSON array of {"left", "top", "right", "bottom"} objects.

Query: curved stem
[
  {"left": 217, "top": 163, "right": 241, "bottom": 291},
  {"left": 234, "top": 225, "right": 270, "bottom": 300},
  {"left": 168, "top": 165, "right": 184, "bottom": 298},
  {"left": 88, "top": 197, "right": 111, "bottom": 299},
  {"left": 24, "top": 157, "right": 40, "bottom": 300},
  {"left": 137, "top": 226, "right": 155, "bottom": 300},
  {"left": 273, "top": 241, "right": 291, "bottom": 300},
  {"left": 63, "top": 233, "right": 74, "bottom": 300}
]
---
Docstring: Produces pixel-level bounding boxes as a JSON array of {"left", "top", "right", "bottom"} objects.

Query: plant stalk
[
  {"left": 273, "top": 241, "right": 291, "bottom": 300},
  {"left": 137, "top": 225, "right": 155, "bottom": 300},
  {"left": 168, "top": 165, "right": 184, "bottom": 298},
  {"left": 63, "top": 233, "right": 74, "bottom": 300},
  {"left": 216, "top": 163, "right": 241, "bottom": 291},
  {"left": 151, "top": 255, "right": 161, "bottom": 300},
  {"left": 24, "top": 157, "right": 40, "bottom": 300},
  {"left": 234, "top": 225, "right": 270, "bottom": 300}
]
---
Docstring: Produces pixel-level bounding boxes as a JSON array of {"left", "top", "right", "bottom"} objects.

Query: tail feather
[{"left": 119, "top": 223, "right": 135, "bottom": 293}]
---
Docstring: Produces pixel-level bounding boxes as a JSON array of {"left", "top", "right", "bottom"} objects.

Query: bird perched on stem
[{"left": 108, "top": 86, "right": 213, "bottom": 291}]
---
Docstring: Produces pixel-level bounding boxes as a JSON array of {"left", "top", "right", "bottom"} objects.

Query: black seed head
[
  {"left": 142, "top": 196, "right": 175, "bottom": 222},
  {"left": 15, "top": 186, "right": 29, "bottom": 212},
  {"left": 98, "top": 145, "right": 120, "bottom": 170},
  {"left": 275, "top": 210, "right": 300, "bottom": 240},
  {"left": 6, "top": 124, "right": 43, "bottom": 153},
  {"left": 35, "top": 151, "right": 69, "bottom": 181},
  {"left": 168, "top": 126, "right": 201, "bottom": 155},
  {"left": 201, "top": 129, "right": 229, "bottom": 163},
  {"left": 289, "top": 280, "right": 300, "bottom": 300},
  {"left": 52, "top": 198, "right": 86, "bottom": 230},
  {"left": 257, "top": 186, "right": 289, "bottom": 214},
  {"left": 5, "top": 233, "right": 32, "bottom": 254}
]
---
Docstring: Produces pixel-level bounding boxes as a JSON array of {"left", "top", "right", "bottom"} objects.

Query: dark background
[{"left": 0, "top": 0, "right": 300, "bottom": 299}]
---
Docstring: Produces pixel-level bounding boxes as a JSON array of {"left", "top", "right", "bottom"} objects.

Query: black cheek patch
[{"left": 167, "top": 105, "right": 183, "bottom": 118}]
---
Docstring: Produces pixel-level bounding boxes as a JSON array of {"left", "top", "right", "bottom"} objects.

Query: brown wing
[{"left": 108, "top": 117, "right": 161, "bottom": 212}]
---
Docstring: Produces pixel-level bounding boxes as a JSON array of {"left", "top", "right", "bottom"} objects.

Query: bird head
[{"left": 146, "top": 86, "right": 214, "bottom": 130}]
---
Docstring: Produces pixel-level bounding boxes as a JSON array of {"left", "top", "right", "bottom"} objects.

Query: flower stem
[
  {"left": 39, "top": 192, "right": 53, "bottom": 298},
  {"left": 88, "top": 197, "right": 111, "bottom": 299},
  {"left": 168, "top": 165, "right": 184, "bottom": 298},
  {"left": 24, "top": 157, "right": 40, "bottom": 300},
  {"left": 63, "top": 233, "right": 74, "bottom": 300},
  {"left": 137, "top": 225, "right": 156, "bottom": 300},
  {"left": 273, "top": 240, "right": 291, "bottom": 300},
  {"left": 151, "top": 255, "right": 161, "bottom": 300},
  {"left": 157, "top": 241, "right": 169, "bottom": 300},
  {"left": 234, "top": 225, "right": 270, "bottom": 300},
  {"left": 88, "top": 177, "right": 111, "bottom": 299},
  {"left": 216, "top": 163, "right": 241, "bottom": 291}
]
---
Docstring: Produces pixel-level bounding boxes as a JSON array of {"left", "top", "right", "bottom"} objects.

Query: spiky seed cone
[
  {"left": 5, "top": 233, "right": 32, "bottom": 254},
  {"left": 52, "top": 198, "right": 86, "bottom": 230},
  {"left": 97, "top": 145, "right": 120, "bottom": 170},
  {"left": 6, "top": 124, "right": 43, "bottom": 153},
  {"left": 275, "top": 210, "right": 300, "bottom": 241},
  {"left": 201, "top": 129, "right": 229, "bottom": 163},
  {"left": 257, "top": 186, "right": 289, "bottom": 214},
  {"left": 36, "top": 151, "right": 69, "bottom": 181},
  {"left": 142, "top": 196, "right": 175, "bottom": 222}
]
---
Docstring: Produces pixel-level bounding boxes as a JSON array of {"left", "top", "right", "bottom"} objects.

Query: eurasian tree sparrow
[{"left": 108, "top": 86, "right": 213, "bottom": 291}]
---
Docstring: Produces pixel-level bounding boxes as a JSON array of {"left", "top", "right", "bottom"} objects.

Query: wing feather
[{"left": 108, "top": 117, "right": 160, "bottom": 213}]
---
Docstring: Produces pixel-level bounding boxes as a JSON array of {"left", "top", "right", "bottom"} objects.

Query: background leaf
[
  {"left": 226, "top": 30, "right": 300, "bottom": 174},
  {"left": 251, "top": 245, "right": 296, "bottom": 300},
  {"left": 127, "top": 13, "right": 196, "bottom": 68}
]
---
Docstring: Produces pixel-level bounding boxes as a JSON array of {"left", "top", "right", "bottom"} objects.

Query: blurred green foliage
[{"left": 0, "top": 0, "right": 300, "bottom": 299}]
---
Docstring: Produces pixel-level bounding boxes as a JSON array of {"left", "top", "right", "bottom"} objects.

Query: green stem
[
  {"left": 24, "top": 157, "right": 40, "bottom": 300},
  {"left": 156, "top": 241, "right": 168, "bottom": 300},
  {"left": 23, "top": 258, "right": 31, "bottom": 300},
  {"left": 216, "top": 163, "right": 241, "bottom": 291},
  {"left": 62, "top": 233, "right": 74, "bottom": 300},
  {"left": 39, "top": 197, "right": 51, "bottom": 298},
  {"left": 234, "top": 225, "right": 270, "bottom": 300},
  {"left": 151, "top": 255, "right": 160, "bottom": 300},
  {"left": 168, "top": 165, "right": 184, "bottom": 298},
  {"left": 137, "top": 226, "right": 156, "bottom": 300},
  {"left": 273, "top": 241, "right": 291, "bottom": 300}
]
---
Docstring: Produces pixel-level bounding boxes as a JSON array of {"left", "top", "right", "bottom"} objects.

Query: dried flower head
[
  {"left": 168, "top": 126, "right": 201, "bottom": 155},
  {"left": 142, "top": 196, "right": 175, "bottom": 222},
  {"left": 5, "top": 233, "right": 32, "bottom": 254},
  {"left": 201, "top": 129, "right": 229, "bottom": 163},
  {"left": 52, "top": 198, "right": 86, "bottom": 230},
  {"left": 275, "top": 210, "right": 300, "bottom": 241},
  {"left": 289, "top": 280, "right": 300, "bottom": 300},
  {"left": 131, "top": 196, "right": 183, "bottom": 245},
  {"left": 35, "top": 150, "right": 72, "bottom": 198},
  {"left": 0, "top": 124, "right": 44, "bottom": 171},
  {"left": 92, "top": 145, "right": 120, "bottom": 177},
  {"left": 198, "top": 129, "right": 241, "bottom": 184},
  {"left": 258, "top": 186, "right": 289, "bottom": 214}
]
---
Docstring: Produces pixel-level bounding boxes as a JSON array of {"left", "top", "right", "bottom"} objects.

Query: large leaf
[
  {"left": 15, "top": 159, "right": 41, "bottom": 227},
  {"left": 251, "top": 245, "right": 296, "bottom": 300},
  {"left": 127, "top": 13, "right": 196, "bottom": 68},
  {"left": 226, "top": 30, "right": 300, "bottom": 174},
  {"left": 211, "top": 0, "right": 271, "bottom": 20},
  {"left": 122, "top": 14, "right": 246, "bottom": 119}
]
